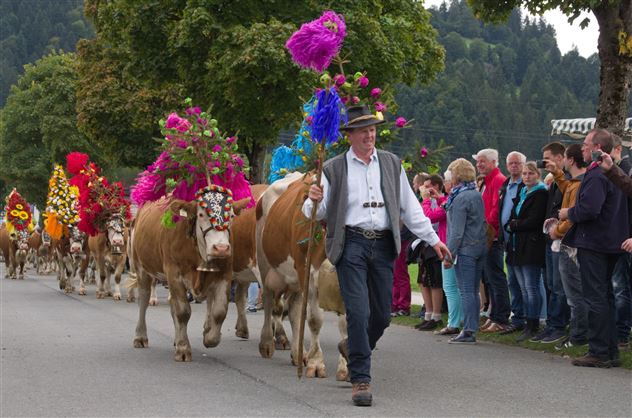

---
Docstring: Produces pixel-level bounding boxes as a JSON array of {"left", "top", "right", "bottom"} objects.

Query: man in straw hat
[{"left": 303, "top": 105, "right": 450, "bottom": 406}]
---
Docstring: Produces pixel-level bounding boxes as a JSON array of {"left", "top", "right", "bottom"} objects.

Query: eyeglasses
[{"left": 363, "top": 202, "right": 385, "bottom": 208}]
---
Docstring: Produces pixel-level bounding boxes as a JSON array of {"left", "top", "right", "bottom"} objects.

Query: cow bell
[
  {"left": 111, "top": 246, "right": 123, "bottom": 255},
  {"left": 197, "top": 259, "right": 220, "bottom": 272}
]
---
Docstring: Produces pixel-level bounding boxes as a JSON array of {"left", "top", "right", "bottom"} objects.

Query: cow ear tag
[{"left": 179, "top": 209, "right": 188, "bottom": 218}]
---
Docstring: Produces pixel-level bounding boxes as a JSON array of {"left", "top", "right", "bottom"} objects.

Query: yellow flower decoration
[
  {"left": 19, "top": 211, "right": 28, "bottom": 220},
  {"left": 16, "top": 204, "right": 23, "bottom": 210},
  {"left": 10, "top": 209, "right": 19, "bottom": 217}
]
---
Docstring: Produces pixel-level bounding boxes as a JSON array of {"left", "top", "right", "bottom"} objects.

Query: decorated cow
[{"left": 3, "top": 190, "right": 33, "bottom": 279}]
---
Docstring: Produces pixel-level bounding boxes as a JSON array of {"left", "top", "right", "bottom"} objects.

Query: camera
[
  {"left": 591, "top": 151, "right": 603, "bottom": 162},
  {"left": 536, "top": 160, "right": 547, "bottom": 169}
]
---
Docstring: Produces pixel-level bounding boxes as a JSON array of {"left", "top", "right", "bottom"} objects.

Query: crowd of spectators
[{"left": 396, "top": 128, "right": 631, "bottom": 368}]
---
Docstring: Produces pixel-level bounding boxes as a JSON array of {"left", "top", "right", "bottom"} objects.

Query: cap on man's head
[{"left": 341, "top": 105, "right": 385, "bottom": 131}]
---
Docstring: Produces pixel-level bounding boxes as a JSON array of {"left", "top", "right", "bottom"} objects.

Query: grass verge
[{"left": 391, "top": 304, "right": 632, "bottom": 370}]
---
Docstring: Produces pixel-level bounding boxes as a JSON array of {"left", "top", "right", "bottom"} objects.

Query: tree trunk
[
  {"left": 593, "top": 2, "right": 632, "bottom": 137},
  {"left": 246, "top": 141, "right": 266, "bottom": 184}
]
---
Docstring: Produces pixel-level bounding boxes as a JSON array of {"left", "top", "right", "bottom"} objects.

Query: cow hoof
[
  {"left": 306, "top": 363, "right": 327, "bottom": 378},
  {"left": 149, "top": 298, "right": 158, "bottom": 306},
  {"left": 78, "top": 289, "right": 86, "bottom": 296},
  {"left": 235, "top": 328, "right": 249, "bottom": 340},
  {"left": 174, "top": 348, "right": 192, "bottom": 362},
  {"left": 290, "top": 351, "right": 309, "bottom": 367},
  {"left": 275, "top": 335, "right": 291, "bottom": 350},
  {"left": 133, "top": 337, "right": 148, "bottom": 348},
  {"left": 96, "top": 292, "right": 105, "bottom": 299},
  {"left": 113, "top": 293, "right": 121, "bottom": 301},
  {"left": 64, "top": 287, "right": 73, "bottom": 294},
  {"left": 259, "top": 341, "right": 275, "bottom": 358},
  {"left": 106, "top": 291, "right": 113, "bottom": 297},
  {"left": 126, "top": 296, "right": 136, "bottom": 303},
  {"left": 203, "top": 333, "right": 221, "bottom": 348},
  {"left": 336, "top": 369, "right": 349, "bottom": 381}
]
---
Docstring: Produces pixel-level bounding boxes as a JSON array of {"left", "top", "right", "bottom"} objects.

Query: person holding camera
[
  {"left": 504, "top": 162, "right": 548, "bottom": 342},
  {"left": 559, "top": 128, "right": 628, "bottom": 368},
  {"left": 545, "top": 144, "right": 589, "bottom": 349}
]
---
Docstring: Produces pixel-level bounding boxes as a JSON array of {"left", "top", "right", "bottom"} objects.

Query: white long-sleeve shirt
[{"left": 302, "top": 148, "right": 439, "bottom": 247}]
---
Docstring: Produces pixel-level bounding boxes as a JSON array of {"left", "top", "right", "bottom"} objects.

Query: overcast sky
[{"left": 424, "top": 0, "right": 599, "bottom": 57}]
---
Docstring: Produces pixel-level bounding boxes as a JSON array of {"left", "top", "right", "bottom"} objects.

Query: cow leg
[
  {"left": 78, "top": 256, "right": 88, "bottom": 296},
  {"left": 18, "top": 262, "right": 25, "bottom": 280},
  {"left": 273, "top": 297, "right": 290, "bottom": 350},
  {"left": 149, "top": 278, "right": 158, "bottom": 306},
  {"left": 305, "top": 271, "right": 326, "bottom": 378},
  {"left": 336, "top": 314, "right": 349, "bottom": 382},
  {"left": 112, "top": 257, "right": 125, "bottom": 301},
  {"left": 167, "top": 274, "right": 192, "bottom": 361},
  {"left": 95, "top": 256, "right": 107, "bottom": 299},
  {"left": 203, "top": 276, "right": 230, "bottom": 348},
  {"left": 234, "top": 279, "right": 249, "bottom": 339},
  {"left": 63, "top": 257, "right": 74, "bottom": 293},
  {"left": 133, "top": 271, "right": 152, "bottom": 349},
  {"left": 258, "top": 278, "right": 277, "bottom": 359},
  {"left": 286, "top": 292, "right": 308, "bottom": 367}
]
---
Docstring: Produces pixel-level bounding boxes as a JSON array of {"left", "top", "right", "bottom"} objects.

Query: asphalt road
[{"left": 1, "top": 266, "right": 631, "bottom": 417}]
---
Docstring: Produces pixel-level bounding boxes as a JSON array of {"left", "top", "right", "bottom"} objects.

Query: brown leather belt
[{"left": 346, "top": 226, "right": 390, "bottom": 240}]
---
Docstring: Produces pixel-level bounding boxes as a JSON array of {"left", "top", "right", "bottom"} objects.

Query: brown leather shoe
[
  {"left": 351, "top": 382, "right": 372, "bottom": 406},
  {"left": 571, "top": 354, "right": 612, "bottom": 368},
  {"left": 338, "top": 338, "right": 349, "bottom": 363}
]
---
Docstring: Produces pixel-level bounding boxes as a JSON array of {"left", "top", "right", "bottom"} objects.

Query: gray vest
[{"left": 322, "top": 149, "right": 402, "bottom": 264}]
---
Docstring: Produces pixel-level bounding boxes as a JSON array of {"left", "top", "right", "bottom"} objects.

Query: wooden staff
[{"left": 297, "top": 144, "right": 326, "bottom": 378}]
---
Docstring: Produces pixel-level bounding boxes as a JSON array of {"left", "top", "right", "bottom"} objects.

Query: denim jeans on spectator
[
  {"left": 455, "top": 253, "right": 485, "bottom": 333},
  {"left": 484, "top": 241, "right": 510, "bottom": 324},
  {"left": 505, "top": 260, "right": 525, "bottom": 327},
  {"left": 558, "top": 248, "right": 588, "bottom": 343},
  {"left": 545, "top": 245, "right": 569, "bottom": 331},
  {"left": 539, "top": 271, "right": 547, "bottom": 321},
  {"left": 442, "top": 264, "right": 463, "bottom": 329},
  {"left": 335, "top": 232, "right": 397, "bottom": 384},
  {"left": 513, "top": 264, "right": 543, "bottom": 320},
  {"left": 612, "top": 254, "right": 632, "bottom": 344},
  {"left": 247, "top": 282, "right": 258, "bottom": 310},
  {"left": 577, "top": 248, "right": 620, "bottom": 361}
]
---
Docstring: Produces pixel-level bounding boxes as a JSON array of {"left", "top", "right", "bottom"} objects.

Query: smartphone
[
  {"left": 536, "top": 160, "right": 546, "bottom": 169},
  {"left": 591, "top": 151, "right": 603, "bottom": 162}
]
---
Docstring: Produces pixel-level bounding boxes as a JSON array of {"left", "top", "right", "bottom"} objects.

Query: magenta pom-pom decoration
[{"left": 285, "top": 11, "right": 346, "bottom": 73}]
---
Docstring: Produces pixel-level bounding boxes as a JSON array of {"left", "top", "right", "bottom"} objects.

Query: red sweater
[{"left": 482, "top": 167, "right": 506, "bottom": 237}]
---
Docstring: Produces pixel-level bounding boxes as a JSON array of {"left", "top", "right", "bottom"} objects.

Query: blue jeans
[
  {"left": 513, "top": 264, "right": 543, "bottom": 320},
  {"left": 442, "top": 265, "right": 463, "bottom": 329},
  {"left": 335, "top": 231, "right": 397, "bottom": 384},
  {"left": 577, "top": 248, "right": 619, "bottom": 360},
  {"left": 559, "top": 247, "right": 588, "bottom": 343},
  {"left": 612, "top": 254, "right": 632, "bottom": 344},
  {"left": 455, "top": 253, "right": 485, "bottom": 333},
  {"left": 545, "top": 245, "right": 569, "bottom": 330},
  {"left": 539, "top": 270, "right": 547, "bottom": 320},
  {"left": 247, "top": 282, "right": 258, "bottom": 310},
  {"left": 484, "top": 241, "right": 510, "bottom": 324},
  {"left": 506, "top": 260, "right": 525, "bottom": 327}
]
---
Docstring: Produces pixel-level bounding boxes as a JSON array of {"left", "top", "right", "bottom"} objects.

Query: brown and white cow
[
  {"left": 88, "top": 215, "right": 128, "bottom": 300},
  {"left": 130, "top": 192, "right": 250, "bottom": 361},
  {"left": 27, "top": 230, "right": 53, "bottom": 274},
  {"left": 256, "top": 172, "right": 336, "bottom": 378},
  {"left": 52, "top": 225, "right": 88, "bottom": 293},
  {"left": 1, "top": 228, "right": 29, "bottom": 280}
]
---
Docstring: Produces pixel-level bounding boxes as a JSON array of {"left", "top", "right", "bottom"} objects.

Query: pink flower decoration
[
  {"left": 226, "top": 136, "right": 236, "bottom": 144},
  {"left": 395, "top": 117, "right": 407, "bottom": 128},
  {"left": 212, "top": 144, "right": 222, "bottom": 153},
  {"left": 306, "top": 116, "right": 314, "bottom": 125},
  {"left": 333, "top": 74, "right": 346, "bottom": 86},
  {"left": 358, "top": 76, "right": 369, "bottom": 88},
  {"left": 375, "top": 102, "right": 386, "bottom": 112},
  {"left": 175, "top": 140, "right": 187, "bottom": 149},
  {"left": 420, "top": 147, "right": 428, "bottom": 158},
  {"left": 341, "top": 96, "right": 349, "bottom": 105},
  {"left": 352, "top": 96, "right": 360, "bottom": 104},
  {"left": 175, "top": 118, "right": 191, "bottom": 133},
  {"left": 285, "top": 11, "right": 346, "bottom": 72},
  {"left": 232, "top": 155, "right": 244, "bottom": 167},
  {"left": 165, "top": 113, "right": 182, "bottom": 129},
  {"left": 370, "top": 88, "right": 381, "bottom": 98}
]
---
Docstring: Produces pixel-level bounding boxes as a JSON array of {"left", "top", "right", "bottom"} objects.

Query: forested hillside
[
  {"left": 0, "top": 0, "right": 93, "bottom": 105},
  {"left": 395, "top": 0, "right": 614, "bottom": 162}
]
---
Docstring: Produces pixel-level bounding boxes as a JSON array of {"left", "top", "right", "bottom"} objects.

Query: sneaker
[
  {"left": 448, "top": 331, "right": 476, "bottom": 344},
  {"left": 572, "top": 354, "right": 612, "bottom": 368},
  {"left": 414, "top": 320, "right": 430, "bottom": 330},
  {"left": 247, "top": 307, "right": 257, "bottom": 313},
  {"left": 529, "top": 328, "right": 552, "bottom": 343},
  {"left": 434, "top": 326, "right": 460, "bottom": 335},
  {"left": 554, "top": 337, "right": 588, "bottom": 351},
  {"left": 541, "top": 330, "right": 567, "bottom": 344},
  {"left": 417, "top": 319, "right": 442, "bottom": 331},
  {"left": 396, "top": 309, "right": 410, "bottom": 317},
  {"left": 351, "top": 382, "right": 372, "bottom": 406}
]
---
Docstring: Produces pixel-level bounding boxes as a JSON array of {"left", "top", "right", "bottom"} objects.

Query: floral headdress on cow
[
  {"left": 44, "top": 164, "right": 80, "bottom": 240},
  {"left": 270, "top": 11, "right": 411, "bottom": 182},
  {"left": 4, "top": 189, "right": 33, "bottom": 236},
  {"left": 131, "top": 98, "right": 254, "bottom": 230},
  {"left": 66, "top": 152, "right": 131, "bottom": 236}
]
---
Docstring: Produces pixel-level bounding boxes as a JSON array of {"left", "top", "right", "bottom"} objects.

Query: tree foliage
[
  {"left": 0, "top": 52, "right": 92, "bottom": 207},
  {"left": 79, "top": 0, "right": 445, "bottom": 179}
]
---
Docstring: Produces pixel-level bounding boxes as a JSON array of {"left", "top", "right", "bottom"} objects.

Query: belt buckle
[{"left": 362, "top": 229, "right": 377, "bottom": 239}]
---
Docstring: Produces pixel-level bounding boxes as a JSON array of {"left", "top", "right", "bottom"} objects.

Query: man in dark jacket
[{"left": 559, "top": 129, "right": 628, "bottom": 368}]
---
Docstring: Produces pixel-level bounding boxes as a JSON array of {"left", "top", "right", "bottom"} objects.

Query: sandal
[
  {"left": 499, "top": 324, "right": 524, "bottom": 335},
  {"left": 481, "top": 322, "right": 506, "bottom": 333},
  {"left": 434, "top": 326, "right": 460, "bottom": 335}
]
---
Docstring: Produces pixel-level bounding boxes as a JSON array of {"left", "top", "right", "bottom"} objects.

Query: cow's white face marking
[
  {"left": 195, "top": 206, "right": 230, "bottom": 260},
  {"left": 106, "top": 217, "right": 125, "bottom": 252}
]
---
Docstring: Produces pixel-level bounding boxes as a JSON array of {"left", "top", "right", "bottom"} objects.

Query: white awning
[{"left": 551, "top": 117, "right": 632, "bottom": 136}]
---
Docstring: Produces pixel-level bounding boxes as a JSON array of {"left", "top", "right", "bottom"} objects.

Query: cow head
[
  {"left": 68, "top": 225, "right": 87, "bottom": 259},
  {"left": 105, "top": 215, "right": 126, "bottom": 255},
  {"left": 13, "top": 230, "right": 29, "bottom": 260},
  {"left": 171, "top": 186, "right": 250, "bottom": 272},
  {"left": 41, "top": 230, "right": 51, "bottom": 248}
]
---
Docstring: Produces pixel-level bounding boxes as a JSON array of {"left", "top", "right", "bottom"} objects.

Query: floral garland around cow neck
[{"left": 131, "top": 98, "right": 254, "bottom": 229}]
